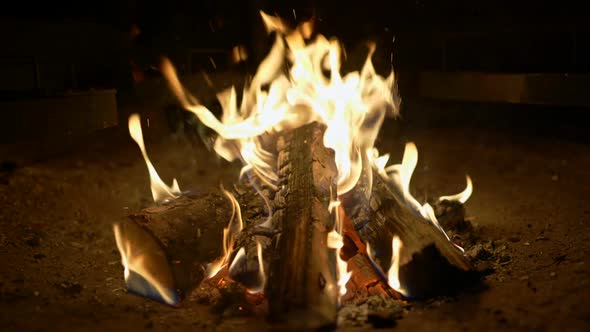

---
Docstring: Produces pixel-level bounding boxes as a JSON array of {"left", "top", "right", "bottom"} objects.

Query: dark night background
[
  {"left": 0, "top": 3, "right": 589, "bottom": 331},
  {"left": 0, "top": 0, "right": 589, "bottom": 143}
]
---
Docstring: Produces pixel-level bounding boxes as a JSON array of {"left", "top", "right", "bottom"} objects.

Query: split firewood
[
  {"left": 227, "top": 181, "right": 277, "bottom": 292},
  {"left": 340, "top": 208, "right": 400, "bottom": 302},
  {"left": 114, "top": 193, "right": 230, "bottom": 304},
  {"left": 266, "top": 122, "right": 339, "bottom": 329},
  {"left": 340, "top": 168, "right": 477, "bottom": 299},
  {"left": 433, "top": 199, "right": 470, "bottom": 232}
]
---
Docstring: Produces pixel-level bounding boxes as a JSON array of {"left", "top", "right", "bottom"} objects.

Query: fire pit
[
  {"left": 1, "top": 6, "right": 589, "bottom": 332},
  {"left": 112, "top": 12, "right": 480, "bottom": 329}
]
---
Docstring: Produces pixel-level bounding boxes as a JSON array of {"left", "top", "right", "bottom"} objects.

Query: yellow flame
[
  {"left": 260, "top": 10, "right": 288, "bottom": 34},
  {"left": 327, "top": 203, "right": 352, "bottom": 297},
  {"left": 113, "top": 223, "right": 178, "bottom": 305},
  {"left": 373, "top": 143, "right": 469, "bottom": 253},
  {"left": 156, "top": 12, "right": 475, "bottom": 300},
  {"left": 227, "top": 241, "right": 267, "bottom": 294},
  {"left": 439, "top": 175, "right": 473, "bottom": 204},
  {"left": 205, "top": 188, "right": 244, "bottom": 279},
  {"left": 387, "top": 236, "right": 404, "bottom": 294},
  {"left": 231, "top": 45, "right": 248, "bottom": 63},
  {"left": 128, "top": 114, "right": 180, "bottom": 203},
  {"left": 382, "top": 142, "right": 424, "bottom": 217},
  {"left": 162, "top": 11, "right": 398, "bottom": 197},
  {"left": 248, "top": 240, "right": 266, "bottom": 294}
]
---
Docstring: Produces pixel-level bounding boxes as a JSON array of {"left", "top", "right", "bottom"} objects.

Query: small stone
[
  {"left": 550, "top": 272, "right": 557, "bottom": 278},
  {"left": 551, "top": 174, "right": 559, "bottom": 181},
  {"left": 523, "top": 242, "right": 530, "bottom": 246},
  {"left": 519, "top": 276, "right": 529, "bottom": 281}
]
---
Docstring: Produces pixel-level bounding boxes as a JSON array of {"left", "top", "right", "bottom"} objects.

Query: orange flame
[
  {"left": 162, "top": 11, "right": 398, "bottom": 197},
  {"left": 327, "top": 200, "right": 352, "bottom": 298},
  {"left": 205, "top": 188, "right": 244, "bottom": 279},
  {"left": 128, "top": 114, "right": 181, "bottom": 203},
  {"left": 154, "top": 12, "right": 474, "bottom": 300}
]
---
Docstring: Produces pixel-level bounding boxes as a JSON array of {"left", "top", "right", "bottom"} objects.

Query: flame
[
  {"left": 113, "top": 222, "right": 179, "bottom": 305},
  {"left": 327, "top": 201, "right": 352, "bottom": 298},
  {"left": 205, "top": 188, "right": 244, "bottom": 279},
  {"left": 128, "top": 114, "right": 181, "bottom": 203},
  {"left": 227, "top": 241, "right": 267, "bottom": 294},
  {"left": 231, "top": 45, "right": 248, "bottom": 63},
  {"left": 372, "top": 142, "right": 471, "bottom": 253},
  {"left": 387, "top": 236, "right": 404, "bottom": 294},
  {"left": 248, "top": 240, "right": 266, "bottom": 294},
  {"left": 439, "top": 175, "right": 473, "bottom": 204},
  {"left": 162, "top": 11, "right": 398, "bottom": 197},
  {"left": 153, "top": 11, "right": 475, "bottom": 300}
]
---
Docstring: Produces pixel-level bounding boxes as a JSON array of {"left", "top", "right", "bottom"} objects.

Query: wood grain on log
[
  {"left": 266, "top": 122, "right": 339, "bottom": 328},
  {"left": 119, "top": 193, "right": 230, "bottom": 300}
]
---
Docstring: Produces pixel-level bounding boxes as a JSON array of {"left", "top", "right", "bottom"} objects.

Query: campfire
[{"left": 113, "top": 12, "right": 476, "bottom": 329}]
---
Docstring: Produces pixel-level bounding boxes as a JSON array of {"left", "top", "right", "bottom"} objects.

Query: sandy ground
[{"left": 0, "top": 102, "right": 589, "bottom": 331}]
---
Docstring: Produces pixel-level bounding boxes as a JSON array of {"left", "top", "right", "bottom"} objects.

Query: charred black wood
[
  {"left": 340, "top": 169, "right": 477, "bottom": 299},
  {"left": 225, "top": 175, "right": 278, "bottom": 292},
  {"left": 266, "top": 122, "right": 339, "bottom": 329},
  {"left": 433, "top": 199, "right": 470, "bottom": 232},
  {"left": 340, "top": 209, "right": 400, "bottom": 302},
  {"left": 116, "top": 193, "right": 230, "bottom": 302}
]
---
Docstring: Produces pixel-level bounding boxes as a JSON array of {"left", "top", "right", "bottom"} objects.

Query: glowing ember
[{"left": 128, "top": 114, "right": 181, "bottom": 203}]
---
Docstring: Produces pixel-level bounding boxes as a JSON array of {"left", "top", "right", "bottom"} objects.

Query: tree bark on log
[
  {"left": 114, "top": 193, "right": 230, "bottom": 304},
  {"left": 266, "top": 122, "right": 339, "bottom": 329},
  {"left": 340, "top": 168, "right": 477, "bottom": 299}
]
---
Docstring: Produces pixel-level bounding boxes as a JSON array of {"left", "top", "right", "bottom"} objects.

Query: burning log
[
  {"left": 113, "top": 193, "right": 231, "bottom": 304},
  {"left": 341, "top": 168, "right": 477, "bottom": 299},
  {"left": 340, "top": 210, "right": 400, "bottom": 301},
  {"left": 226, "top": 182, "right": 276, "bottom": 292},
  {"left": 265, "top": 122, "right": 339, "bottom": 328}
]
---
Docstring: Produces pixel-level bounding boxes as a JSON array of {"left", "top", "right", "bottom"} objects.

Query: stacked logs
[{"left": 114, "top": 122, "right": 476, "bottom": 328}]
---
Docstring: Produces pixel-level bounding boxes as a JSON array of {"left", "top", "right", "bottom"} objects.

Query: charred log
[
  {"left": 114, "top": 193, "right": 230, "bottom": 303},
  {"left": 340, "top": 169, "right": 477, "bottom": 299},
  {"left": 227, "top": 182, "right": 277, "bottom": 292},
  {"left": 340, "top": 209, "right": 400, "bottom": 302},
  {"left": 266, "top": 122, "right": 339, "bottom": 329}
]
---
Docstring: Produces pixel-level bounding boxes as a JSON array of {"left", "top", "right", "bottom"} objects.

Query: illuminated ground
[{"left": 0, "top": 99, "right": 588, "bottom": 331}]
